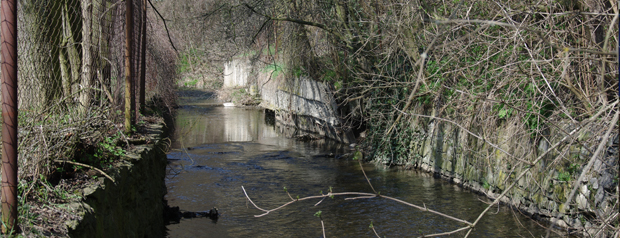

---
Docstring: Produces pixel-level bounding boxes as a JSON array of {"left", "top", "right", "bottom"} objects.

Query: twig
[
  {"left": 433, "top": 19, "right": 618, "bottom": 56},
  {"left": 419, "top": 226, "right": 471, "bottom": 237},
  {"left": 243, "top": 4, "right": 351, "bottom": 49},
  {"left": 286, "top": 190, "right": 295, "bottom": 201},
  {"left": 53, "top": 160, "right": 115, "bottom": 183},
  {"left": 384, "top": 40, "right": 428, "bottom": 136},
  {"left": 111, "top": 122, "right": 131, "bottom": 148},
  {"left": 370, "top": 222, "right": 381, "bottom": 238},
  {"left": 241, "top": 186, "right": 472, "bottom": 226},
  {"left": 357, "top": 155, "right": 377, "bottom": 194},
  {"left": 320, "top": 219, "right": 326, "bottom": 238},
  {"left": 463, "top": 121, "right": 586, "bottom": 238},
  {"left": 562, "top": 110, "right": 619, "bottom": 217},
  {"left": 147, "top": 0, "right": 179, "bottom": 56},
  {"left": 384, "top": 2, "right": 463, "bottom": 136},
  {"left": 344, "top": 196, "right": 376, "bottom": 200},
  {"left": 314, "top": 196, "right": 327, "bottom": 206},
  {"left": 379, "top": 195, "right": 472, "bottom": 226}
]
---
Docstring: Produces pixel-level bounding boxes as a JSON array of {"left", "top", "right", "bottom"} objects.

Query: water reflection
[
  {"left": 172, "top": 106, "right": 274, "bottom": 147},
  {"left": 166, "top": 92, "right": 559, "bottom": 237}
]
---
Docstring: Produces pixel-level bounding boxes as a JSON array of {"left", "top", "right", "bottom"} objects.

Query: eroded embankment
[{"left": 66, "top": 122, "right": 169, "bottom": 238}]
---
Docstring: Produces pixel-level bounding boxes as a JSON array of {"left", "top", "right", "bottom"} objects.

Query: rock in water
[{"left": 208, "top": 207, "right": 219, "bottom": 220}]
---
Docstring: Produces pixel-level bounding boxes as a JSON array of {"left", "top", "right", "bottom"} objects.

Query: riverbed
[{"left": 164, "top": 90, "right": 557, "bottom": 237}]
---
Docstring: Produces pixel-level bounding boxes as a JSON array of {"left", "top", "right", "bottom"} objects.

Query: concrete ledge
[{"left": 67, "top": 123, "right": 169, "bottom": 238}]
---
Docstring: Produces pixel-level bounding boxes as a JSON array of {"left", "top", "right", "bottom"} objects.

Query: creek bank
[
  {"left": 66, "top": 122, "right": 170, "bottom": 238},
  {"left": 376, "top": 104, "right": 618, "bottom": 236},
  {"left": 220, "top": 57, "right": 618, "bottom": 236}
]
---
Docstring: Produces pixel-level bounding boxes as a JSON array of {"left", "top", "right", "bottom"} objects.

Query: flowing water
[{"left": 165, "top": 90, "right": 557, "bottom": 237}]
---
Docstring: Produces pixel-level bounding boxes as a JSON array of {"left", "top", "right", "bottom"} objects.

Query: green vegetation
[
  {"left": 483, "top": 179, "right": 491, "bottom": 190},
  {"left": 84, "top": 131, "right": 126, "bottom": 169},
  {"left": 557, "top": 171, "right": 571, "bottom": 182},
  {"left": 558, "top": 163, "right": 581, "bottom": 182},
  {"left": 158, "top": 0, "right": 617, "bottom": 235},
  {"left": 263, "top": 62, "right": 284, "bottom": 78},
  {"left": 177, "top": 48, "right": 202, "bottom": 74},
  {"left": 184, "top": 78, "right": 199, "bottom": 87}
]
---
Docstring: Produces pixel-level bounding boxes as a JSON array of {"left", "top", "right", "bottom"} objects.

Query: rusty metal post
[
  {"left": 0, "top": 0, "right": 18, "bottom": 233},
  {"left": 125, "top": 0, "right": 135, "bottom": 134},
  {"left": 139, "top": 0, "right": 147, "bottom": 113}
]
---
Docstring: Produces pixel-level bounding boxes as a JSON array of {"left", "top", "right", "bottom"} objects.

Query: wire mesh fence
[{"left": 1, "top": 0, "right": 177, "bottom": 183}]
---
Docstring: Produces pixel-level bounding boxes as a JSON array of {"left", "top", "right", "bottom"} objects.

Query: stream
[{"left": 164, "top": 90, "right": 557, "bottom": 237}]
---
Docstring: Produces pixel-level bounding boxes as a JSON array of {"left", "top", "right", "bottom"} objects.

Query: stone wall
[
  {"left": 67, "top": 123, "right": 169, "bottom": 238},
  {"left": 379, "top": 104, "right": 618, "bottom": 236}
]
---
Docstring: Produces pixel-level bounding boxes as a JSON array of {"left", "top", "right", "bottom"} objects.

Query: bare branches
[
  {"left": 355, "top": 153, "right": 378, "bottom": 194},
  {"left": 562, "top": 109, "right": 619, "bottom": 217},
  {"left": 179, "top": 0, "right": 619, "bottom": 236},
  {"left": 242, "top": 167, "right": 477, "bottom": 236},
  {"left": 53, "top": 160, "right": 116, "bottom": 183},
  {"left": 463, "top": 115, "right": 603, "bottom": 238},
  {"left": 433, "top": 19, "right": 618, "bottom": 56},
  {"left": 243, "top": 3, "right": 350, "bottom": 48},
  {"left": 243, "top": 184, "right": 475, "bottom": 235},
  {"left": 147, "top": 0, "right": 179, "bottom": 56}
]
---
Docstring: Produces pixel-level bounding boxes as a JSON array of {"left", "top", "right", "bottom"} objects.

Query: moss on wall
[
  {"left": 375, "top": 105, "right": 618, "bottom": 234},
  {"left": 67, "top": 123, "right": 169, "bottom": 238}
]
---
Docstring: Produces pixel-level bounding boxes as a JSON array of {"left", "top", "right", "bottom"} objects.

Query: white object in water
[{"left": 223, "top": 102, "right": 235, "bottom": 107}]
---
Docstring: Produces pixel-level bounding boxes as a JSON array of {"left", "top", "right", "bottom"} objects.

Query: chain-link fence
[
  {"left": 1, "top": 0, "right": 177, "bottom": 189},
  {"left": 0, "top": 0, "right": 178, "bottom": 234}
]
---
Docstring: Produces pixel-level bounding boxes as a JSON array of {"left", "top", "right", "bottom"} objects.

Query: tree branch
[
  {"left": 243, "top": 3, "right": 351, "bottom": 49},
  {"left": 148, "top": 0, "right": 179, "bottom": 56}
]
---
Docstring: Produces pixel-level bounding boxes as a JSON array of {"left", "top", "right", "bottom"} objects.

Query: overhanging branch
[
  {"left": 243, "top": 3, "right": 351, "bottom": 49},
  {"left": 148, "top": 0, "right": 179, "bottom": 56}
]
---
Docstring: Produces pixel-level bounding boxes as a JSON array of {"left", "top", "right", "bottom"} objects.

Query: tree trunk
[
  {"left": 80, "top": 0, "right": 93, "bottom": 113},
  {"left": 61, "top": 0, "right": 82, "bottom": 100},
  {"left": 20, "top": 0, "right": 63, "bottom": 110}
]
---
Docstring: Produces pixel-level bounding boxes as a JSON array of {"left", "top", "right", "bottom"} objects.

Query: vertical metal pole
[
  {"left": 133, "top": 0, "right": 140, "bottom": 122},
  {"left": 125, "top": 0, "right": 134, "bottom": 134},
  {"left": 139, "top": 0, "right": 147, "bottom": 113},
  {"left": 0, "top": 0, "right": 18, "bottom": 233}
]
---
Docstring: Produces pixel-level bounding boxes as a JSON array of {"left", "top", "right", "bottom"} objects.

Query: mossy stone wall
[
  {"left": 67, "top": 123, "right": 169, "bottom": 238},
  {"left": 378, "top": 104, "right": 618, "bottom": 234}
]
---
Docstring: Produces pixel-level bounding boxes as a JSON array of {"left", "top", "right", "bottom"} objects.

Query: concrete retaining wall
[
  {"left": 67, "top": 123, "right": 169, "bottom": 238},
  {"left": 224, "top": 59, "right": 251, "bottom": 88},
  {"left": 259, "top": 76, "right": 354, "bottom": 143},
  {"left": 223, "top": 58, "right": 354, "bottom": 143}
]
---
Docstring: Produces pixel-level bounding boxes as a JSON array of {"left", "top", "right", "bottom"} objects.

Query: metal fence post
[
  {"left": 139, "top": 0, "right": 147, "bottom": 113},
  {"left": 125, "top": 0, "right": 135, "bottom": 134},
  {"left": 0, "top": 0, "right": 18, "bottom": 233}
]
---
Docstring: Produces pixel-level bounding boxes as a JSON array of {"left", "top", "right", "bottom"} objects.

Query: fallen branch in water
[{"left": 241, "top": 185, "right": 474, "bottom": 237}]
